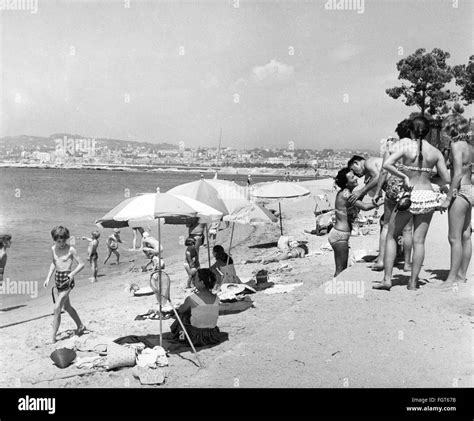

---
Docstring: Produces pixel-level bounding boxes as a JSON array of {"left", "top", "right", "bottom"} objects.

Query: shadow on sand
[{"left": 248, "top": 241, "right": 278, "bottom": 249}]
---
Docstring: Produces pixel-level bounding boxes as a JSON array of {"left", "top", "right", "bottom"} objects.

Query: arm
[
  {"left": 374, "top": 150, "right": 390, "bottom": 200},
  {"left": 383, "top": 150, "right": 410, "bottom": 189},
  {"left": 354, "top": 198, "right": 383, "bottom": 211},
  {"left": 69, "top": 247, "right": 85, "bottom": 279},
  {"left": 44, "top": 250, "right": 55, "bottom": 287},
  {"left": 177, "top": 296, "right": 192, "bottom": 314},
  {"left": 81, "top": 237, "right": 92, "bottom": 242},
  {"left": 438, "top": 148, "right": 454, "bottom": 211},
  {"left": 359, "top": 160, "right": 381, "bottom": 197}
]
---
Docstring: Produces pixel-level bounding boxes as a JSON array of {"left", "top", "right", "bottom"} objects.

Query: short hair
[
  {"left": 335, "top": 168, "right": 352, "bottom": 190},
  {"left": 51, "top": 226, "right": 70, "bottom": 240},
  {"left": 185, "top": 237, "right": 195, "bottom": 246},
  {"left": 197, "top": 268, "right": 217, "bottom": 290},
  {"left": 442, "top": 114, "right": 470, "bottom": 142},
  {"left": 213, "top": 244, "right": 233, "bottom": 265},
  {"left": 347, "top": 155, "right": 364, "bottom": 168},
  {"left": 91, "top": 231, "right": 100, "bottom": 239},
  {"left": 395, "top": 119, "right": 412, "bottom": 139}
]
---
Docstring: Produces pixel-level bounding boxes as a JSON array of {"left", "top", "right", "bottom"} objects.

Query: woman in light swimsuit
[
  {"left": 330, "top": 168, "right": 383, "bottom": 277},
  {"left": 375, "top": 116, "right": 450, "bottom": 291},
  {"left": 440, "top": 114, "right": 473, "bottom": 286}
]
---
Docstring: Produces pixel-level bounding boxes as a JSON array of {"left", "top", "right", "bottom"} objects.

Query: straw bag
[
  {"left": 50, "top": 348, "right": 77, "bottom": 369},
  {"left": 105, "top": 342, "right": 137, "bottom": 370}
]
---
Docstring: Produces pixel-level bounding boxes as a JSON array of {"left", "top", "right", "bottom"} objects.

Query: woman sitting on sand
[
  {"left": 171, "top": 269, "right": 221, "bottom": 347},
  {"left": 330, "top": 168, "right": 383, "bottom": 277},
  {"left": 210, "top": 245, "right": 241, "bottom": 286},
  {"left": 243, "top": 240, "right": 309, "bottom": 265},
  {"left": 374, "top": 116, "right": 450, "bottom": 291},
  {"left": 439, "top": 114, "right": 472, "bottom": 287}
]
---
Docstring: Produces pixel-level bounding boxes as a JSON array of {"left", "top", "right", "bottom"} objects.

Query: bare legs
[
  {"left": 408, "top": 212, "right": 433, "bottom": 290},
  {"left": 104, "top": 249, "right": 119, "bottom": 265},
  {"left": 331, "top": 240, "right": 349, "bottom": 278},
  {"left": 52, "top": 290, "right": 84, "bottom": 343},
  {"left": 445, "top": 197, "right": 471, "bottom": 285},
  {"left": 402, "top": 218, "right": 413, "bottom": 271},
  {"left": 373, "top": 209, "right": 413, "bottom": 290}
]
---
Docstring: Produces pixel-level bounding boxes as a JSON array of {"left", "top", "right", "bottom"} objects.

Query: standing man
[
  {"left": 347, "top": 155, "right": 383, "bottom": 203},
  {"left": 0, "top": 234, "right": 12, "bottom": 286}
]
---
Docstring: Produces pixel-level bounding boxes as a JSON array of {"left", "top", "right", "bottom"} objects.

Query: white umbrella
[{"left": 250, "top": 181, "right": 310, "bottom": 235}]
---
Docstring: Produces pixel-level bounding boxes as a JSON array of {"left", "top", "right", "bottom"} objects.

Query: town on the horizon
[{"left": 0, "top": 133, "right": 381, "bottom": 175}]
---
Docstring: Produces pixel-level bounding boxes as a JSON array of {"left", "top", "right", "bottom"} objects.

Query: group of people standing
[{"left": 331, "top": 114, "right": 472, "bottom": 291}]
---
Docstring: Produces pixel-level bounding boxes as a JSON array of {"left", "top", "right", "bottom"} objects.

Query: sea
[{"left": 0, "top": 167, "right": 313, "bottom": 310}]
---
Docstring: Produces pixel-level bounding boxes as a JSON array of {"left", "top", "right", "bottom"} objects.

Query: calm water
[{"left": 0, "top": 167, "right": 303, "bottom": 308}]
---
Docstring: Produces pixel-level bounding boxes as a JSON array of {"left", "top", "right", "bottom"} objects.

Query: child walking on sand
[
  {"left": 104, "top": 228, "right": 122, "bottom": 265},
  {"left": 184, "top": 237, "right": 200, "bottom": 289},
  {"left": 82, "top": 231, "right": 100, "bottom": 282},
  {"left": 44, "top": 226, "right": 87, "bottom": 343}
]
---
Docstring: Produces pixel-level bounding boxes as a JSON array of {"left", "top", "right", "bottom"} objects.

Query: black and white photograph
[{"left": 0, "top": 0, "right": 472, "bottom": 417}]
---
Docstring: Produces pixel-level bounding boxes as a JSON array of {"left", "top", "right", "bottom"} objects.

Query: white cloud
[
  {"left": 233, "top": 59, "right": 294, "bottom": 89},
  {"left": 330, "top": 43, "right": 362, "bottom": 62}
]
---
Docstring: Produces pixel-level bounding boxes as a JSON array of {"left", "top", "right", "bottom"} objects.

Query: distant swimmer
[
  {"left": 104, "top": 228, "right": 122, "bottom": 265},
  {"left": 82, "top": 230, "right": 100, "bottom": 282}
]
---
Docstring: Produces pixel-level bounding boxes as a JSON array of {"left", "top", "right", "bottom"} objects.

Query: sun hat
[{"left": 50, "top": 348, "right": 77, "bottom": 369}]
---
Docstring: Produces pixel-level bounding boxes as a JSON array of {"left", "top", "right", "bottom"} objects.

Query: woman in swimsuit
[
  {"left": 440, "top": 114, "right": 473, "bottom": 287},
  {"left": 44, "top": 226, "right": 86, "bottom": 343},
  {"left": 372, "top": 120, "right": 414, "bottom": 272},
  {"left": 330, "top": 168, "right": 383, "bottom": 277},
  {"left": 375, "top": 116, "right": 451, "bottom": 291}
]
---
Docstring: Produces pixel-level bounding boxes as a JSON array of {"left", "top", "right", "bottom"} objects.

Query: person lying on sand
[{"left": 243, "top": 241, "right": 309, "bottom": 265}]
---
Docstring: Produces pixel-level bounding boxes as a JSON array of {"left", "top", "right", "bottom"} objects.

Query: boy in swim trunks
[
  {"left": 44, "top": 226, "right": 86, "bottom": 343},
  {"left": 104, "top": 228, "right": 122, "bottom": 265},
  {"left": 82, "top": 231, "right": 100, "bottom": 282}
]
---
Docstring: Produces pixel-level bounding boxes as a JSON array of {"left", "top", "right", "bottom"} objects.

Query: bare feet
[
  {"left": 407, "top": 280, "right": 418, "bottom": 290},
  {"left": 370, "top": 264, "right": 384, "bottom": 272},
  {"left": 372, "top": 281, "right": 391, "bottom": 291},
  {"left": 403, "top": 263, "right": 412, "bottom": 272}
]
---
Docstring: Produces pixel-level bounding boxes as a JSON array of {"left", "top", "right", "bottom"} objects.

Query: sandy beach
[{"left": 0, "top": 179, "right": 472, "bottom": 388}]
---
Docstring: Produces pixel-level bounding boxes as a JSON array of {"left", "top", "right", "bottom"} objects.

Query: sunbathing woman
[
  {"left": 374, "top": 116, "right": 450, "bottom": 291},
  {"left": 243, "top": 241, "right": 309, "bottom": 265},
  {"left": 440, "top": 114, "right": 472, "bottom": 287},
  {"left": 330, "top": 168, "right": 383, "bottom": 277},
  {"left": 210, "top": 245, "right": 241, "bottom": 286},
  {"left": 171, "top": 268, "right": 221, "bottom": 347}
]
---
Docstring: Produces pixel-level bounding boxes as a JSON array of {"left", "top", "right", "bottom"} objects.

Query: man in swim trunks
[
  {"left": 82, "top": 231, "right": 100, "bottom": 282},
  {"left": 141, "top": 231, "right": 164, "bottom": 272},
  {"left": 0, "top": 234, "right": 12, "bottom": 287}
]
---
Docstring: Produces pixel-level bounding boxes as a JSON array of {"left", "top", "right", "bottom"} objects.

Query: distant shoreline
[{"left": 0, "top": 162, "right": 336, "bottom": 179}]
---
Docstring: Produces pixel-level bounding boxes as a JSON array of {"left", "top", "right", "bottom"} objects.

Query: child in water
[
  {"left": 171, "top": 268, "right": 221, "bottom": 347},
  {"left": 82, "top": 231, "right": 100, "bottom": 282},
  {"left": 44, "top": 226, "right": 87, "bottom": 343}
]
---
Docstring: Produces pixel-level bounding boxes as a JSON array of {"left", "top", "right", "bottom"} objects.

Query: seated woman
[
  {"left": 243, "top": 241, "right": 309, "bottom": 264},
  {"left": 210, "top": 245, "right": 241, "bottom": 286},
  {"left": 170, "top": 269, "right": 221, "bottom": 347},
  {"left": 331, "top": 167, "right": 383, "bottom": 277}
]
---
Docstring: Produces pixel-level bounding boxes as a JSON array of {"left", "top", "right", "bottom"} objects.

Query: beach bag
[
  {"left": 50, "top": 348, "right": 77, "bottom": 369},
  {"left": 105, "top": 342, "right": 137, "bottom": 370}
]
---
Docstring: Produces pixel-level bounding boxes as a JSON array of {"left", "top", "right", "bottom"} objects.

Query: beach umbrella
[
  {"left": 250, "top": 181, "right": 310, "bottom": 235},
  {"left": 96, "top": 188, "right": 222, "bottom": 360}
]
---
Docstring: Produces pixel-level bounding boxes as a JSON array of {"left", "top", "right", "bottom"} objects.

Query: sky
[{"left": 0, "top": 0, "right": 472, "bottom": 150}]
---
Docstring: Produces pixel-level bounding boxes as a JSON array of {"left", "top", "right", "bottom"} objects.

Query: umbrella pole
[
  {"left": 279, "top": 202, "right": 283, "bottom": 236},
  {"left": 206, "top": 224, "right": 211, "bottom": 268},
  {"left": 227, "top": 222, "right": 235, "bottom": 265},
  {"left": 158, "top": 217, "right": 162, "bottom": 348}
]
